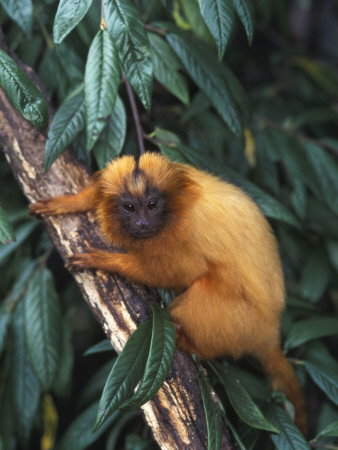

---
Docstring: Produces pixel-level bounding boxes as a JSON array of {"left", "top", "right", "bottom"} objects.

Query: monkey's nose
[{"left": 136, "top": 220, "right": 149, "bottom": 230}]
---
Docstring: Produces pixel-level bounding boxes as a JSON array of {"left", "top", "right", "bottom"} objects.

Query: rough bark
[{"left": 0, "top": 51, "right": 234, "bottom": 449}]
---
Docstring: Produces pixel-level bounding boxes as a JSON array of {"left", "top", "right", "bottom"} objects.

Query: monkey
[{"left": 30, "top": 152, "right": 307, "bottom": 435}]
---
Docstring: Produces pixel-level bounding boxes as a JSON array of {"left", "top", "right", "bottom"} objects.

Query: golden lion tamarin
[{"left": 30, "top": 152, "right": 306, "bottom": 434}]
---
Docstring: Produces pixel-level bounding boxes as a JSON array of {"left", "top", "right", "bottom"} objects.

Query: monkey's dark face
[{"left": 117, "top": 191, "right": 166, "bottom": 239}]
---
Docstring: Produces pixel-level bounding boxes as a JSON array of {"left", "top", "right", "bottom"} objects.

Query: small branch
[
  {"left": 100, "top": 0, "right": 106, "bottom": 30},
  {"left": 144, "top": 24, "right": 167, "bottom": 35},
  {"left": 123, "top": 74, "right": 146, "bottom": 155},
  {"left": 310, "top": 442, "right": 338, "bottom": 449},
  {"left": 253, "top": 113, "right": 338, "bottom": 156}
]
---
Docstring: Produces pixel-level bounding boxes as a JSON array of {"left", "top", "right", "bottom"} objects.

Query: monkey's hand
[
  {"left": 30, "top": 199, "right": 61, "bottom": 216},
  {"left": 66, "top": 249, "right": 108, "bottom": 271}
]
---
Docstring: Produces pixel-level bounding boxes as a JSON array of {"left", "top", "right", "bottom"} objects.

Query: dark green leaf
[
  {"left": 53, "top": 318, "right": 74, "bottom": 396},
  {"left": 313, "top": 420, "right": 338, "bottom": 441},
  {"left": 197, "top": 0, "right": 234, "bottom": 59},
  {"left": 94, "top": 320, "right": 152, "bottom": 431},
  {"left": 303, "top": 360, "right": 338, "bottom": 407},
  {"left": 221, "top": 64, "right": 250, "bottom": 116},
  {"left": 12, "top": 301, "right": 40, "bottom": 445},
  {"left": 0, "top": 220, "right": 38, "bottom": 264},
  {"left": 148, "top": 32, "right": 189, "bottom": 105},
  {"left": 233, "top": 0, "right": 255, "bottom": 44},
  {"left": 77, "top": 361, "right": 115, "bottom": 410},
  {"left": 56, "top": 401, "right": 119, "bottom": 450},
  {"left": 197, "top": 368, "right": 223, "bottom": 450},
  {"left": 284, "top": 317, "right": 338, "bottom": 351},
  {"left": 327, "top": 241, "right": 338, "bottom": 273},
  {"left": 23, "top": 267, "right": 63, "bottom": 391},
  {"left": 0, "top": 205, "right": 15, "bottom": 243},
  {"left": 53, "top": 0, "right": 93, "bottom": 45},
  {"left": 303, "top": 141, "right": 338, "bottom": 216},
  {"left": 0, "top": 0, "right": 33, "bottom": 35},
  {"left": 125, "top": 434, "right": 154, "bottom": 450},
  {"left": 0, "top": 306, "right": 11, "bottom": 357},
  {"left": 4, "top": 259, "right": 38, "bottom": 304},
  {"left": 85, "top": 29, "right": 120, "bottom": 150},
  {"left": 101, "top": 410, "right": 140, "bottom": 449},
  {"left": 92, "top": 95, "right": 126, "bottom": 169},
  {"left": 265, "top": 404, "right": 310, "bottom": 449},
  {"left": 299, "top": 247, "right": 331, "bottom": 303},
  {"left": 104, "top": 0, "right": 153, "bottom": 111},
  {"left": 44, "top": 89, "right": 86, "bottom": 171},
  {"left": 0, "top": 50, "right": 49, "bottom": 129},
  {"left": 210, "top": 362, "right": 278, "bottom": 432},
  {"left": 166, "top": 29, "right": 243, "bottom": 137},
  {"left": 121, "top": 305, "right": 176, "bottom": 410},
  {"left": 84, "top": 339, "right": 113, "bottom": 356}
]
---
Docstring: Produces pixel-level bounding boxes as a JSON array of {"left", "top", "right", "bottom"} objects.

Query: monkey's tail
[{"left": 258, "top": 346, "right": 307, "bottom": 437}]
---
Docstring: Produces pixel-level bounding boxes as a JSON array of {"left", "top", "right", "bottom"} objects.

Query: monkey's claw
[
  {"left": 30, "top": 199, "right": 54, "bottom": 216},
  {"left": 66, "top": 253, "right": 94, "bottom": 271}
]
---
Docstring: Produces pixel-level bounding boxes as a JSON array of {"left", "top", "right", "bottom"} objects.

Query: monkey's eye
[
  {"left": 123, "top": 203, "right": 135, "bottom": 213},
  {"left": 148, "top": 200, "right": 158, "bottom": 210}
]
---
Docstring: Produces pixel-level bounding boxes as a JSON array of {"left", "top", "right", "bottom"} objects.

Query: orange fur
[{"left": 30, "top": 152, "right": 306, "bottom": 434}]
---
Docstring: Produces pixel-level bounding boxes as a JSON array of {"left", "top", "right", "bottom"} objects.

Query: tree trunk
[{"left": 0, "top": 46, "right": 233, "bottom": 450}]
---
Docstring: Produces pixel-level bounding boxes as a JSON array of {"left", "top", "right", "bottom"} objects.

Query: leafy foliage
[{"left": 0, "top": 0, "right": 338, "bottom": 448}]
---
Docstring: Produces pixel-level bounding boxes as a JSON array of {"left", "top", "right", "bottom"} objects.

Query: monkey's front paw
[
  {"left": 66, "top": 252, "right": 98, "bottom": 271},
  {"left": 30, "top": 199, "right": 55, "bottom": 216}
]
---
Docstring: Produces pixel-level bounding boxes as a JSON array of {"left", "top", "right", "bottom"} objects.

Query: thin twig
[
  {"left": 253, "top": 113, "right": 338, "bottom": 156},
  {"left": 123, "top": 74, "right": 146, "bottom": 155}
]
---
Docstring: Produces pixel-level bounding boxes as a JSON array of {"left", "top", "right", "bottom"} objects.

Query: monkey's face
[{"left": 117, "top": 190, "right": 166, "bottom": 239}]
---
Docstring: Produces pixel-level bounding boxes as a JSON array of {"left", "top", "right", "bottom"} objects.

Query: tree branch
[
  {"left": 123, "top": 74, "right": 146, "bottom": 155},
  {"left": 0, "top": 47, "right": 233, "bottom": 449}
]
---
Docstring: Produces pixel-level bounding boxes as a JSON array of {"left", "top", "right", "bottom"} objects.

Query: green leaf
[
  {"left": 12, "top": 301, "right": 40, "bottom": 445},
  {"left": 53, "top": 0, "right": 93, "bottom": 45},
  {"left": 327, "top": 241, "right": 338, "bottom": 273},
  {"left": 303, "top": 141, "right": 338, "bottom": 216},
  {"left": 94, "top": 320, "right": 152, "bottom": 431},
  {"left": 266, "top": 404, "right": 310, "bottom": 449},
  {"left": 197, "top": 0, "right": 234, "bottom": 60},
  {"left": 197, "top": 368, "right": 223, "bottom": 450},
  {"left": 44, "top": 89, "right": 86, "bottom": 171},
  {"left": 299, "top": 247, "right": 331, "bottom": 302},
  {"left": 0, "top": 50, "right": 49, "bottom": 130},
  {"left": 148, "top": 32, "right": 189, "bottom": 105},
  {"left": 104, "top": 0, "right": 153, "bottom": 111},
  {"left": 0, "top": 220, "right": 38, "bottom": 264},
  {"left": 166, "top": 29, "right": 243, "bottom": 137},
  {"left": 23, "top": 267, "right": 63, "bottom": 391},
  {"left": 56, "top": 401, "right": 119, "bottom": 450},
  {"left": 0, "top": 205, "right": 15, "bottom": 243},
  {"left": 92, "top": 95, "right": 126, "bottom": 169},
  {"left": 84, "top": 339, "right": 113, "bottom": 356},
  {"left": 121, "top": 305, "right": 176, "bottom": 410},
  {"left": 221, "top": 64, "right": 250, "bottom": 116},
  {"left": 77, "top": 361, "right": 115, "bottom": 410},
  {"left": 4, "top": 259, "right": 38, "bottom": 304},
  {"left": 53, "top": 318, "right": 74, "bottom": 396},
  {"left": 313, "top": 420, "right": 338, "bottom": 441},
  {"left": 85, "top": 29, "right": 120, "bottom": 150},
  {"left": 304, "top": 360, "right": 338, "bottom": 407},
  {"left": 284, "top": 317, "right": 338, "bottom": 351},
  {"left": 233, "top": 0, "right": 255, "bottom": 44},
  {"left": 0, "top": 306, "right": 11, "bottom": 357},
  {"left": 0, "top": 0, "right": 33, "bottom": 36},
  {"left": 210, "top": 362, "right": 278, "bottom": 432}
]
